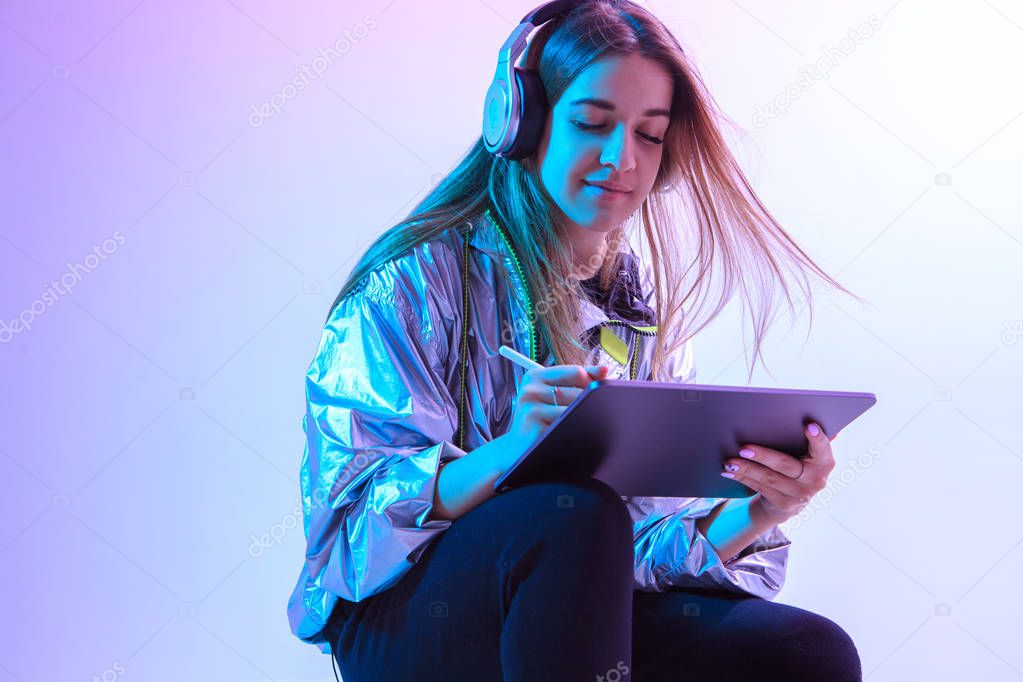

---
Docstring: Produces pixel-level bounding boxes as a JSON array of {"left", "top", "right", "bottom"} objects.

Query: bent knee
[
  {"left": 512, "top": 477, "right": 632, "bottom": 541},
  {"left": 770, "top": 611, "right": 862, "bottom": 680}
]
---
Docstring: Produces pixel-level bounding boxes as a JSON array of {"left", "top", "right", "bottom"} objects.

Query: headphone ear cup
[
  {"left": 482, "top": 77, "right": 511, "bottom": 155},
  {"left": 504, "top": 67, "right": 549, "bottom": 160}
]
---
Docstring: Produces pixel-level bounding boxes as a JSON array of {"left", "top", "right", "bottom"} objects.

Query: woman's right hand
[{"left": 498, "top": 363, "right": 609, "bottom": 471}]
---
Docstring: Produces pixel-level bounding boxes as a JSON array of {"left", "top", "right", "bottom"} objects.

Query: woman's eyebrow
[{"left": 569, "top": 97, "right": 670, "bottom": 118}]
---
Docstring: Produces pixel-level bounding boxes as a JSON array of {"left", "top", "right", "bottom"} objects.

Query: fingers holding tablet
[{"left": 723, "top": 422, "right": 838, "bottom": 523}]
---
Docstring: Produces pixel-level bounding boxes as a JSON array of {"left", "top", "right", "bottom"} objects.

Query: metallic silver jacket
[{"left": 288, "top": 210, "right": 791, "bottom": 654}]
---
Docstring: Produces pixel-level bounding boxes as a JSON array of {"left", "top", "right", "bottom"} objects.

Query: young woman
[{"left": 288, "top": 1, "right": 864, "bottom": 680}]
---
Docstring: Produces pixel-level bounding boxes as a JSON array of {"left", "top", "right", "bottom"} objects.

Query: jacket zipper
[
  {"left": 593, "top": 319, "right": 658, "bottom": 380},
  {"left": 486, "top": 208, "right": 537, "bottom": 363},
  {"left": 597, "top": 319, "right": 658, "bottom": 336}
]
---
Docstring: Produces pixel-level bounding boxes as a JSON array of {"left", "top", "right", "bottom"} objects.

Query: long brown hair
[{"left": 328, "top": 0, "right": 862, "bottom": 382}]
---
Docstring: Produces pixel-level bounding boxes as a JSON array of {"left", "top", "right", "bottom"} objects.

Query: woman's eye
[{"left": 571, "top": 121, "right": 663, "bottom": 145}]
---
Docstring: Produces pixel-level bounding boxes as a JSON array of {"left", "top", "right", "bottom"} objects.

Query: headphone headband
[
  {"left": 521, "top": 0, "right": 584, "bottom": 25},
  {"left": 482, "top": 0, "right": 587, "bottom": 159}
]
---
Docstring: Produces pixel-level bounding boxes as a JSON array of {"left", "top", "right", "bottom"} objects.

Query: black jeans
[{"left": 323, "top": 476, "right": 862, "bottom": 682}]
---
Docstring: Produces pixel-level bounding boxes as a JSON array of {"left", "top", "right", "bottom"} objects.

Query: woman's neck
[{"left": 563, "top": 222, "right": 610, "bottom": 279}]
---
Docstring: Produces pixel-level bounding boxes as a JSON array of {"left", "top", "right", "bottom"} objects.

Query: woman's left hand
[{"left": 721, "top": 422, "right": 837, "bottom": 524}]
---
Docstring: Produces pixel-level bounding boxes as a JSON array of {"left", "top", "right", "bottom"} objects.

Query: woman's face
[{"left": 537, "top": 52, "right": 673, "bottom": 241}]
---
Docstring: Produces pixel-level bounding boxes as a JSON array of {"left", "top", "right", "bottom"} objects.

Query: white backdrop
[{"left": 0, "top": 0, "right": 1020, "bottom": 680}]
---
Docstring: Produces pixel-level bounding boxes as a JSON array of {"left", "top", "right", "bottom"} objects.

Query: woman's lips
[
  {"left": 583, "top": 181, "right": 631, "bottom": 203},
  {"left": 583, "top": 180, "right": 631, "bottom": 193}
]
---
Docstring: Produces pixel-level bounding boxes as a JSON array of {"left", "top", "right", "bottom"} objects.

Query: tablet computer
[{"left": 492, "top": 380, "right": 877, "bottom": 497}]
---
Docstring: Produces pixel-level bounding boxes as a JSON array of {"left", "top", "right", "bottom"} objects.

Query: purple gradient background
[{"left": 1, "top": 1, "right": 1021, "bottom": 680}]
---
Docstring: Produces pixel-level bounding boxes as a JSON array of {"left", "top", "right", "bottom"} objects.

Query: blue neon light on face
[{"left": 537, "top": 53, "right": 673, "bottom": 239}]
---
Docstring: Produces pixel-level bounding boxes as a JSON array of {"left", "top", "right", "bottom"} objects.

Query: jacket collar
[
  {"left": 468, "top": 208, "right": 506, "bottom": 259},
  {"left": 576, "top": 251, "right": 658, "bottom": 329}
]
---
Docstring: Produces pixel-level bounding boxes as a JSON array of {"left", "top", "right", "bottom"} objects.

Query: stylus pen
[{"left": 498, "top": 344, "right": 544, "bottom": 371}]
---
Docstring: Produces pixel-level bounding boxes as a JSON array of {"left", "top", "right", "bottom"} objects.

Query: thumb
[{"left": 587, "top": 365, "right": 609, "bottom": 379}]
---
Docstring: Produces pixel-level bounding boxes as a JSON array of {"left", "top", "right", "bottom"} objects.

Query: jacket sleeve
[
  {"left": 628, "top": 495, "right": 790, "bottom": 599},
  {"left": 629, "top": 258, "right": 791, "bottom": 600},
  {"left": 288, "top": 253, "right": 467, "bottom": 648}
]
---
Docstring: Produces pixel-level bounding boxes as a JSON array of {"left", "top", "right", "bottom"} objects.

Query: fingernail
[
  {"left": 720, "top": 472, "right": 734, "bottom": 479},
  {"left": 807, "top": 423, "right": 821, "bottom": 437},
  {"left": 738, "top": 448, "right": 755, "bottom": 459},
  {"left": 724, "top": 462, "right": 739, "bottom": 472}
]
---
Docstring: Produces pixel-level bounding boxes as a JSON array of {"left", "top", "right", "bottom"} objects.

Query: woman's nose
[{"left": 600, "top": 124, "right": 636, "bottom": 173}]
